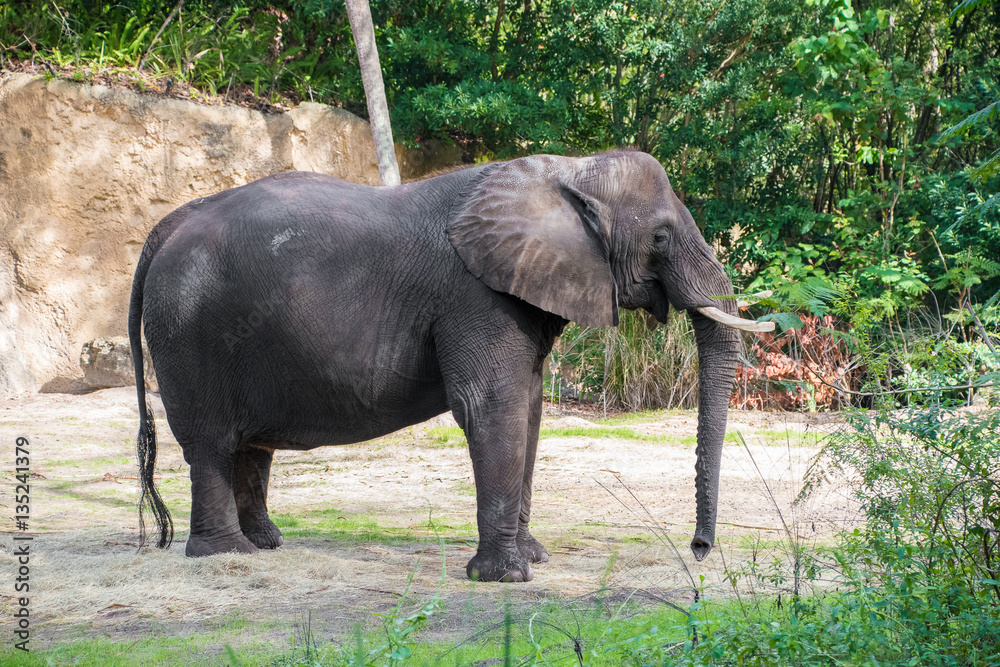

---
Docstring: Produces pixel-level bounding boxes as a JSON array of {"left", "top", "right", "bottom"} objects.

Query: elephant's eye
[{"left": 653, "top": 229, "right": 671, "bottom": 247}]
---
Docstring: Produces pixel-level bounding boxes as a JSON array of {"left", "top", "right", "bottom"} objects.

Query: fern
[
  {"left": 938, "top": 100, "right": 1000, "bottom": 142},
  {"left": 970, "top": 148, "right": 1000, "bottom": 182},
  {"left": 950, "top": 0, "right": 995, "bottom": 19},
  {"left": 932, "top": 251, "right": 1000, "bottom": 290},
  {"left": 775, "top": 275, "right": 839, "bottom": 316}
]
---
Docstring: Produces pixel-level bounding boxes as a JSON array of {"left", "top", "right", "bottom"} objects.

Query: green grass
[
  {"left": 453, "top": 480, "right": 476, "bottom": 497},
  {"left": 0, "top": 599, "right": 695, "bottom": 666},
  {"left": 592, "top": 408, "right": 680, "bottom": 425},
  {"left": 747, "top": 428, "right": 827, "bottom": 448},
  {"left": 422, "top": 418, "right": 786, "bottom": 449},
  {"left": 540, "top": 425, "right": 676, "bottom": 443},
  {"left": 728, "top": 532, "right": 810, "bottom": 552},
  {"left": 88, "top": 455, "right": 132, "bottom": 467},
  {"left": 0, "top": 592, "right": 805, "bottom": 667},
  {"left": 270, "top": 508, "right": 475, "bottom": 544},
  {"left": 0, "top": 613, "right": 297, "bottom": 666},
  {"left": 41, "top": 455, "right": 130, "bottom": 471},
  {"left": 37, "top": 459, "right": 82, "bottom": 469},
  {"left": 344, "top": 600, "right": 694, "bottom": 666},
  {"left": 48, "top": 482, "right": 135, "bottom": 509},
  {"left": 422, "top": 424, "right": 696, "bottom": 447},
  {"left": 11, "top": 579, "right": 994, "bottom": 666},
  {"left": 423, "top": 425, "right": 467, "bottom": 447}
]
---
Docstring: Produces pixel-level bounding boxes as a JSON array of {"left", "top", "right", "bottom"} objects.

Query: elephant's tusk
[
  {"left": 736, "top": 290, "right": 773, "bottom": 308},
  {"left": 694, "top": 306, "right": 775, "bottom": 332}
]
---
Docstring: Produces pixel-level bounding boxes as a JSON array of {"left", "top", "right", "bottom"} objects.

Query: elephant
[{"left": 129, "top": 150, "right": 771, "bottom": 582}]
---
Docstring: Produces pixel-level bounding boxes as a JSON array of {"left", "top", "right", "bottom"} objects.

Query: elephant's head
[{"left": 448, "top": 151, "right": 771, "bottom": 561}]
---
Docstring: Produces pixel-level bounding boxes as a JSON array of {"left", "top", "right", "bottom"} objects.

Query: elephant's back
[
  {"left": 144, "top": 171, "right": 452, "bottom": 295},
  {"left": 141, "top": 171, "right": 456, "bottom": 352}
]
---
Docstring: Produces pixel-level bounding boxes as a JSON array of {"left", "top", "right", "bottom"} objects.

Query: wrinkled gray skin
[{"left": 129, "top": 151, "right": 741, "bottom": 582}]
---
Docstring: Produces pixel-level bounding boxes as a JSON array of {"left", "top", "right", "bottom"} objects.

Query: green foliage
[
  {"left": 940, "top": 100, "right": 1000, "bottom": 143},
  {"left": 756, "top": 311, "right": 804, "bottom": 333},
  {"left": 2, "top": 0, "right": 999, "bottom": 519},
  {"left": 548, "top": 310, "right": 700, "bottom": 411},
  {"left": 939, "top": 92, "right": 1000, "bottom": 222},
  {"left": 0, "top": 1, "right": 360, "bottom": 106},
  {"left": 4, "top": 0, "right": 999, "bottom": 350},
  {"left": 789, "top": 406, "right": 1000, "bottom": 665},
  {"left": 602, "top": 403, "right": 1000, "bottom": 666},
  {"left": 952, "top": 0, "right": 996, "bottom": 19}
]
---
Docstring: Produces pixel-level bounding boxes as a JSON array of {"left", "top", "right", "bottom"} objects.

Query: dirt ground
[{"left": 0, "top": 388, "right": 860, "bottom": 654}]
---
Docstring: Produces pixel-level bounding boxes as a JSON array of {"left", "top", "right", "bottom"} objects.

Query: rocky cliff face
[{"left": 0, "top": 73, "right": 459, "bottom": 397}]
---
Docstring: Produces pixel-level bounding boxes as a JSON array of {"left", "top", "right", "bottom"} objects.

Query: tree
[{"left": 345, "top": 0, "right": 399, "bottom": 186}]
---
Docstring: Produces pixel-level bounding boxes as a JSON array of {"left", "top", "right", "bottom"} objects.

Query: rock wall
[{"left": 0, "top": 73, "right": 460, "bottom": 396}]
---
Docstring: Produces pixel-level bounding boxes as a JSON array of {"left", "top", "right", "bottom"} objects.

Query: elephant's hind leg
[
  {"left": 184, "top": 439, "right": 259, "bottom": 557},
  {"left": 234, "top": 445, "right": 283, "bottom": 549}
]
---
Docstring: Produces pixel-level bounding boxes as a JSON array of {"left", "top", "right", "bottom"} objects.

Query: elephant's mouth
[
  {"left": 646, "top": 280, "right": 671, "bottom": 323},
  {"left": 621, "top": 279, "right": 670, "bottom": 324}
]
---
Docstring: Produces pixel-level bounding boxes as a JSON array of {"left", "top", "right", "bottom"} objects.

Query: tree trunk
[
  {"left": 345, "top": 0, "right": 400, "bottom": 187},
  {"left": 489, "top": 0, "right": 506, "bottom": 80}
]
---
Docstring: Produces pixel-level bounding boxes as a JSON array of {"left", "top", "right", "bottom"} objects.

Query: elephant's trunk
[
  {"left": 689, "top": 312, "right": 740, "bottom": 560},
  {"left": 656, "top": 215, "right": 747, "bottom": 561}
]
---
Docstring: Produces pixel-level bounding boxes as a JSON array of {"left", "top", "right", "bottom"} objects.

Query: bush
[
  {"left": 734, "top": 314, "right": 859, "bottom": 411},
  {"left": 632, "top": 404, "right": 1000, "bottom": 666},
  {"left": 798, "top": 406, "right": 1000, "bottom": 664},
  {"left": 548, "top": 310, "right": 699, "bottom": 411}
]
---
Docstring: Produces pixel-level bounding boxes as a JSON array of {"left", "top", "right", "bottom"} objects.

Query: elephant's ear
[{"left": 447, "top": 156, "right": 619, "bottom": 328}]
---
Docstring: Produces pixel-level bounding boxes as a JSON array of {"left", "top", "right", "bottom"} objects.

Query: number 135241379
[{"left": 13, "top": 436, "right": 32, "bottom": 653}]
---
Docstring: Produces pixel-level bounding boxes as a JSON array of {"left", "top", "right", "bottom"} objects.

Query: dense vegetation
[
  {"left": 3, "top": 0, "right": 997, "bottom": 409},
  {"left": 3, "top": 1, "right": 1000, "bottom": 664}
]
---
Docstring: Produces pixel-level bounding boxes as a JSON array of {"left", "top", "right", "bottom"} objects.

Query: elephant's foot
[
  {"left": 241, "top": 516, "right": 284, "bottom": 550},
  {"left": 185, "top": 531, "right": 259, "bottom": 557},
  {"left": 517, "top": 531, "right": 549, "bottom": 564},
  {"left": 466, "top": 548, "right": 534, "bottom": 582}
]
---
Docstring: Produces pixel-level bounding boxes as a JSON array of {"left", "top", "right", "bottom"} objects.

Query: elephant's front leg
[
  {"left": 463, "top": 393, "right": 534, "bottom": 582},
  {"left": 517, "top": 370, "right": 549, "bottom": 564}
]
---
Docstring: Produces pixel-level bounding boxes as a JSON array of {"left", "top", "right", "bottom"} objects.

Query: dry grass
[
  {"left": 0, "top": 386, "right": 858, "bottom": 650},
  {"left": 0, "top": 532, "right": 346, "bottom": 625}
]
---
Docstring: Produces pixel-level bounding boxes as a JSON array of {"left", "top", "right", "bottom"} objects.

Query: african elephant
[{"left": 129, "top": 150, "right": 770, "bottom": 582}]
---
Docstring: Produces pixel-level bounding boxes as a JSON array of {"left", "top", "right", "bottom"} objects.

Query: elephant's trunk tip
[{"left": 690, "top": 536, "right": 713, "bottom": 562}]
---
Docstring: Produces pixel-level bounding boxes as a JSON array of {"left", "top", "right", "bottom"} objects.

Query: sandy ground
[{"left": 0, "top": 388, "right": 860, "bottom": 652}]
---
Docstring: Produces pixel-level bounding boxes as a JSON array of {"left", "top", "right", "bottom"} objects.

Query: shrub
[
  {"left": 798, "top": 405, "right": 1000, "bottom": 664},
  {"left": 733, "top": 314, "right": 859, "bottom": 411},
  {"left": 548, "top": 310, "right": 699, "bottom": 411}
]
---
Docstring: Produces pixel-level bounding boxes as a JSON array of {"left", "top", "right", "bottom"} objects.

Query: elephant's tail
[{"left": 130, "top": 222, "right": 177, "bottom": 551}]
